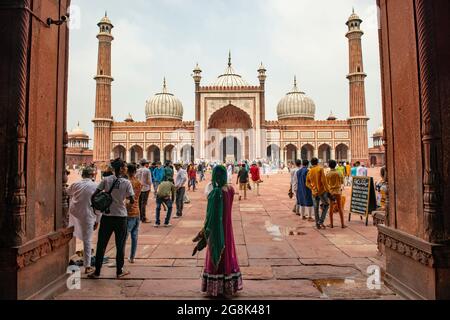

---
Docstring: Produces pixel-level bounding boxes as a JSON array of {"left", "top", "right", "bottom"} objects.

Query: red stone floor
[{"left": 57, "top": 169, "right": 399, "bottom": 300}]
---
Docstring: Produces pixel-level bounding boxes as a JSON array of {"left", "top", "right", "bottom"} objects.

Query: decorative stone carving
[
  {"left": 283, "top": 132, "right": 297, "bottom": 139},
  {"left": 16, "top": 228, "right": 73, "bottom": 269},
  {"left": 129, "top": 133, "right": 144, "bottom": 141},
  {"left": 318, "top": 132, "right": 332, "bottom": 139},
  {"left": 112, "top": 133, "right": 127, "bottom": 141},
  {"left": 415, "top": 0, "right": 444, "bottom": 243},
  {"left": 163, "top": 132, "right": 178, "bottom": 140},
  {"left": 335, "top": 131, "right": 349, "bottom": 139},
  {"left": 377, "top": 232, "right": 434, "bottom": 267},
  {"left": 5, "top": 0, "right": 32, "bottom": 247},
  {"left": 146, "top": 132, "right": 161, "bottom": 140},
  {"left": 301, "top": 132, "right": 314, "bottom": 139}
]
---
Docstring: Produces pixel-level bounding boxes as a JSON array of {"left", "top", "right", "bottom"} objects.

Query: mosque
[{"left": 92, "top": 10, "right": 370, "bottom": 166}]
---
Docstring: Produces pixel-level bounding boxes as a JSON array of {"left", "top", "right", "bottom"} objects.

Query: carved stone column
[{"left": 377, "top": 0, "right": 450, "bottom": 300}]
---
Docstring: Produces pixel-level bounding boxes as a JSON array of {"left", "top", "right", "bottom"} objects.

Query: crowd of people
[{"left": 66, "top": 155, "right": 383, "bottom": 298}]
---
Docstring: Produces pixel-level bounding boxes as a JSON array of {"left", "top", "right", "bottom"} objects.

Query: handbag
[
  {"left": 92, "top": 178, "right": 120, "bottom": 214},
  {"left": 288, "top": 187, "right": 294, "bottom": 199},
  {"left": 192, "top": 230, "right": 207, "bottom": 256}
]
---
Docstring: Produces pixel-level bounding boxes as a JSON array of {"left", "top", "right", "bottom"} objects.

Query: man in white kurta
[{"left": 68, "top": 168, "right": 100, "bottom": 273}]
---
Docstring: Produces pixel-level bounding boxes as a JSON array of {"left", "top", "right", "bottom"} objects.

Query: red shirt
[
  {"left": 188, "top": 168, "right": 197, "bottom": 179},
  {"left": 250, "top": 166, "right": 261, "bottom": 182}
]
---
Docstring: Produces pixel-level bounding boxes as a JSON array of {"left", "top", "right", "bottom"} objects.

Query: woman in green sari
[{"left": 194, "top": 165, "right": 243, "bottom": 297}]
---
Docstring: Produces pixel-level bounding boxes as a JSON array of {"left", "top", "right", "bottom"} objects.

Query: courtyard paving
[{"left": 57, "top": 169, "right": 399, "bottom": 300}]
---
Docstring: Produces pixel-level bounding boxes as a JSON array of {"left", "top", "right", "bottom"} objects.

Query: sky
[{"left": 67, "top": 0, "right": 382, "bottom": 147}]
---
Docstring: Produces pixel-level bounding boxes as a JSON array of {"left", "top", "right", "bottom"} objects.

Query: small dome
[
  {"left": 145, "top": 78, "right": 183, "bottom": 121},
  {"left": 213, "top": 52, "right": 250, "bottom": 87},
  {"left": 277, "top": 77, "right": 316, "bottom": 121},
  {"left": 347, "top": 8, "right": 362, "bottom": 23},
  {"left": 98, "top": 12, "right": 113, "bottom": 26},
  {"left": 327, "top": 111, "right": 337, "bottom": 121},
  {"left": 374, "top": 125, "right": 384, "bottom": 137},
  {"left": 69, "top": 122, "right": 89, "bottom": 138},
  {"left": 125, "top": 113, "right": 134, "bottom": 122}
]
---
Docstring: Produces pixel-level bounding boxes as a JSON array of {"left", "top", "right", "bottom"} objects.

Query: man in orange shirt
[
  {"left": 326, "top": 160, "right": 347, "bottom": 229},
  {"left": 306, "top": 157, "right": 330, "bottom": 229}
]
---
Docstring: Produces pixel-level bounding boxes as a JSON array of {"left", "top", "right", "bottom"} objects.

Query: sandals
[
  {"left": 117, "top": 270, "right": 130, "bottom": 278},
  {"left": 85, "top": 266, "right": 95, "bottom": 274}
]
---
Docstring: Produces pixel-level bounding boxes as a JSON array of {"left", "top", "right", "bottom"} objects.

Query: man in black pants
[
  {"left": 137, "top": 159, "right": 152, "bottom": 223},
  {"left": 89, "top": 159, "right": 135, "bottom": 279}
]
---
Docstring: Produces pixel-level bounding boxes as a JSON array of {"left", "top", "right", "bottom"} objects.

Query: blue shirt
[
  {"left": 152, "top": 167, "right": 164, "bottom": 182},
  {"left": 351, "top": 167, "right": 358, "bottom": 177}
]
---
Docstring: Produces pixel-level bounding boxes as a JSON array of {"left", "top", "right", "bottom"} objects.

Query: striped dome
[
  {"left": 277, "top": 77, "right": 316, "bottom": 120},
  {"left": 145, "top": 79, "right": 183, "bottom": 121},
  {"left": 213, "top": 52, "right": 250, "bottom": 87}
]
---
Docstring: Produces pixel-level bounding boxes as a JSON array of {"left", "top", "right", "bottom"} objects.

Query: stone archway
[
  {"left": 130, "top": 145, "right": 143, "bottom": 163},
  {"left": 147, "top": 145, "right": 160, "bottom": 163},
  {"left": 180, "top": 145, "right": 194, "bottom": 163},
  {"left": 370, "top": 156, "right": 377, "bottom": 167},
  {"left": 285, "top": 144, "right": 298, "bottom": 163},
  {"left": 301, "top": 144, "right": 314, "bottom": 161},
  {"left": 113, "top": 145, "right": 126, "bottom": 160},
  {"left": 163, "top": 145, "right": 175, "bottom": 163},
  {"left": 335, "top": 144, "right": 349, "bottom": 162},
  {"left": 220, "top": 136, "right": 241, "bottom": 163},
  {"left": 318, "top": 144, "right": 331, "bottom": 164},
  {"left": 267, "top": 144, "right": 280, "bottom": 162},
  {"left": 2, "top": 0, "right": 449, "bottom": 301},
  {"left": 208, "top": 104, "right": 252, "bottom": 130}
]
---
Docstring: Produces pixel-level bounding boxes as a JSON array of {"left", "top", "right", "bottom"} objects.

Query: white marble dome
[
  {"left": 69, "top": 122, "right": 89, "bottom": 138},
  {"left": 374, "top": 125, "right": 384, "bottom": 137},
  {"left": 277, "top": 78, "right": 316, "bottom": 120},
  {"left": 213, "top": 53, "right": 250, "bottom": 87},
  {"left": 145, "top": 79, "right": 183, "bottom": 121}
]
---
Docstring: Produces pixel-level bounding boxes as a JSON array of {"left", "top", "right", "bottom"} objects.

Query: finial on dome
[
  {"left": 258, "top": 62, "right": 266, "bottom": 72},
  {"left": 125, "top": 113, "right": 134, "bottom": 122},
  {"left": 77, "top": 121, "right": 80, "bottom": 127},
  {"left": 352, "top": 7, "right": 354, "bottom": 14},
  {"left": 228, "top": 50, "right": 232, "bottom": 67},
  {"left": 162, "top": 77, "right": 167, "bottom": 93},
  {"left": 294, "top": 76, "right": 297, "bottom": 87},
  {"left": 327, "top": 110, "right": 337, "bottom": 121}
]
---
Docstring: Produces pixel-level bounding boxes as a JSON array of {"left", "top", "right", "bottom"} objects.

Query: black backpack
[{"left": 92, "top": 178, "right": 120, "bottom": 214}]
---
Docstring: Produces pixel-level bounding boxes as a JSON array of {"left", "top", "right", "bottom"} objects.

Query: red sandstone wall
[
  {"left": 26, "top": 0, "right": 71, "bottom": 240},
  {"left": 379, "top": 0, "right": 424, "bottom": 237}
]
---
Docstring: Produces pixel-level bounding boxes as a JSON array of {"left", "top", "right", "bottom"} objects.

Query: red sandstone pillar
[
  {"left": 0, "top": 0, "right": 73, "bottom": 300},
  {"left": 377, "top": 0, "right": 450, "bottom": 299}
]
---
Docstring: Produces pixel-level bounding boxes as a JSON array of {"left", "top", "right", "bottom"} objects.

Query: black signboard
[{"left": 349, "top": 176, "right": 377, "bottom": 226}]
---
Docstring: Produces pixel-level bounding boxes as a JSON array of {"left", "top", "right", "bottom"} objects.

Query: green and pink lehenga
[{"left": 200, "top": 166, "right": 243, "bottom": 297}]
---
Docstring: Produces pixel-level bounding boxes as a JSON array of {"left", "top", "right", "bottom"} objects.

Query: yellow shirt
[
  {"left": 345, "top": 165, "right": 351, "bottom": 177},
  {"left": 127, "top": 177, "right": 142, "bottom": 218},
  {"left": 326, "top": 169, "right": 344, "bottom": 195},
  {"left": 306, "top": 166, "right": 329, "bottom": 197}
]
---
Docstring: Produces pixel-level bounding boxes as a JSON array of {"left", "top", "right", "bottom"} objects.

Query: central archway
[
  {"left": 220, "top": 136, "right": 241, "bottom": 163},
  {"left": 208, "top": 104, "right": 252, "bottom": 130}
]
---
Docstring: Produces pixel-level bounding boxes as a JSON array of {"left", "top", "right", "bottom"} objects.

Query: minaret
[
  {"left": 258, "top": 62, "right": 267, "bottom": 127},
  {"left": 93, "top": 12, "right": 114, "bottom": 164},
  {"left": 346, "top": 9, "right": 369, "bottom": 164},
  {"left": 192, "top": 63, "right": 202, "bottom": 160}
]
